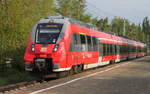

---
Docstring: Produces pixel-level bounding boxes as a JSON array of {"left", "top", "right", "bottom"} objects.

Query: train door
[
  {"left": 98, "top": 42, "right": 103, "bottom": 64},
  {"left": 69, "top": 34, "right": 80, "bottom": 67},
  {"left": 79, "top": 34, "right": 88, "bottom": 64},
  {"left": 116, "top": 45, "right": 120, "bottom": 62},
  {"left": 99, "top": 42, "right": 103, "bottom": 56},
  {"left": 75, "top": 34, "right": 81, "bottom": 65},
  {"left": 86, "top": 35, "right": 96, "bottom": 64},
  {"left": 93, "top": 37, "right": 99, "bottom": 64},
  {"left": 112, "top": 45, "right": 115, "bottom": 56},
  {"left": 114, "top": 45, "right": 117, "bottom": 58}
]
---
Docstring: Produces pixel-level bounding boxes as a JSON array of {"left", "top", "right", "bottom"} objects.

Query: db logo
[{"left": 40, "top": 48, "right": 47, "bottom": 52}]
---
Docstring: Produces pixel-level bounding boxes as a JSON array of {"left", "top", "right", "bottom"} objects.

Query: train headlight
[
  {"left": 53, "top": 44, "right": 59, "bottom": 52},
  {"left": 31, "top": 44, "right": 35, "bottom": 52}
]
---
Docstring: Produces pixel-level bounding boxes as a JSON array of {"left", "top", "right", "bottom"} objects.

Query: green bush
[{"left": 0, "top": 0, "right": 55, "bottom": 68}]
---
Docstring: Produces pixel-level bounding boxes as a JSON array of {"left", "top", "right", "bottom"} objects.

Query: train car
[{"left": 24, "top": 16, "right": 147, "bottom": 77}]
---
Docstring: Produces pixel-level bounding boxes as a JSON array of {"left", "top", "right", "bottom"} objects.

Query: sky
[{"left": 86, "top": 0, "right": 150, "bottom": 24}]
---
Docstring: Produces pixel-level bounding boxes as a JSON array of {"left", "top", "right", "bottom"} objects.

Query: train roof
[{"left": 37, "top": 16, "right": 146, "bottom": 47}]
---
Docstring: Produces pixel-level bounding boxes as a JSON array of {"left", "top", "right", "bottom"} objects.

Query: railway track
[
  {"left": 0, "top": 66, "right": 120, "bottom": 93},
  {"left": 0, "top": 81, "right": 37, "bottom": 93},
  {"left": 0, "top": 66, "right": 104, "bottom": 93},
  {"left": 0, "top": 73, "right": 57, "bottom": 93},
  {"left": 0, "top": 56, "right": 147, "bottom": 94}
]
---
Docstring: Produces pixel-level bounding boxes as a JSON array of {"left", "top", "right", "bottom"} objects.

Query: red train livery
[{"left": 24, "top": 16, "right": 147, "bottom": 76}]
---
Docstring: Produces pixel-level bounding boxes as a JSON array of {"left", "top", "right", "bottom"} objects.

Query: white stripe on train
[
  {"left": 98, "top": 37, "right": 135, "bottom": 45},
  {"left": 53, "top": 57, "right": 121, "bottom": 72}
]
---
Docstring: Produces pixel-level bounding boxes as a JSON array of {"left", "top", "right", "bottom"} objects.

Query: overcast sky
[{"left": 86, "top": 0, "right": 150, "bottom": 24}]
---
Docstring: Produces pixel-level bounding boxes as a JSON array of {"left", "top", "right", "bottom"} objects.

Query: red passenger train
[{"left": 24, "top": 16, "right": 147, "bottom": 77}]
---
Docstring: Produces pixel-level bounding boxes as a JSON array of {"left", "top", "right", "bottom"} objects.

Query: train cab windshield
[{"left": 36, "top": 23, "right": 63, "bottom": 44}]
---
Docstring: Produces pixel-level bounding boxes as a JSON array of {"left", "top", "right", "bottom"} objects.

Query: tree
[
  {"left": 92, "top": 17, "right": 110, "bottom": 32},
  {"left": 111, "top": 17, "right": 125, "bottom": 35},
  {"left": 142, "top": 17, "right": 150, "bottom": 50},
  {"left": 0, "top": 0, "right": 55, "bottom": 67},
  {"left": 55, "top": 0, "right": 89, "bottom": 21},
  {"left": 142, "top": 17, "right": 150, "bottom": 33}
]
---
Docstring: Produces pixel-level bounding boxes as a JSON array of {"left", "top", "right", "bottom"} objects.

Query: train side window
[
  {"left": 134, "top": 47, "right": 137, "bottom": 52},
  {"left": 124, "top": 45, "right": 127, "bottom": 54},
  {"left": 87, "top": 35, "right": 93, "bottom": 51},
  {"left": 123, "top": 45, "right": 125, "bottom": 54},
  {"left": 77, "top": 34, "right": 82, "bottom": 51},
  {"left": 132, "top": 46, "right": 134, "bottom": 52},
  {"left": 124, "top": 45, "right": 126, "bottom": 53},
  {"left": 92, "top": 37, "right": 98, "bottom": 51},
  {"left": 112, "top": 44, "right": 114, "bottom": 55},
  {"left": 125, "top": 45, "right": 127, "bottom": 54},
  {"left": 70, "top": 35, "right": 74, "bottom": 51},
  {"left": 99, "top": 43, "right": 103, "bottom": 56},
  {"left": 141, "top": 47, "right": 142, "bottom": 52},
  {"left": 109, "top": 44, "right": 111, "bottom": 55},
  {"left": 80, "top": 34, "right": 87, "bottom": 52},
  {"left": 109, "top": 44, "right": 112, "bottom": 55},
  {"left": 113, "top": 45, "right": 115, "bottom": 55},
  {"left": 114, "top": 45, "right": 117, "bottom": 55},
  {"left": 120, "top": 45, "right": 122, "bottom": 54},
  {"left": 129, "top": 46, "right": 131, "bottom": 53},
  {"left": 103, "top": 44, "right": 106, "bottom": 56},
  {"left": 122, "top": 45, "right": 124, "bottom": 54},
  {"left": 105, "top": 44, "right": 107, "bottom": 56},
  {"left": 112, "top": 45, "right": 114, "bottom": 55},
  {"left": 126, "top": 46, "right": 128, "bottom": 53},
  {"left": 70, "top": 34, "right": 79, "bottom": 51},
  {"left": 120, "top": 45, "right": 123, "bottom": 54},
  {"left": 104, "top": 44, "right": 108, "bottom": 56},
  {"left": 107, "top": 44, "right": 109, "bottom": 55},
  {"left": 110, "top": 44, "right": 112, "bottom": 55},
  {"left": 121, "top": 45, "right": 123, "bottom": 54},
  {"left": 107, "top": 44, "right": 110, "bottom": 55},
  {"left": 115, "top": 45, "right": 117, "bottom": 55},
  {"left": 127, "top": 45, "right": 129, "bottom": 53},
  {"left": 130, "top": 46, "right": 132, "bottom": 53},
  {"left": 118, "top": 45, "right": 120, "bottom": 54}
]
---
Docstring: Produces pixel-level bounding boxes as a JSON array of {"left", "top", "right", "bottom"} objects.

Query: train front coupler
[{"left": 34, "top": 59, "right": 46, "bottom": 71}]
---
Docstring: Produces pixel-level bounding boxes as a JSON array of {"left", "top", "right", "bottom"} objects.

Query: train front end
[{"left": 24, "top": 17, "right": 69, "bottom": 73}]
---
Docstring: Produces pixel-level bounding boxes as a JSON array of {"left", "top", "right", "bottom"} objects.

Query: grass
[{"left": 0, "top": 68, "right": 38, "bottom": 87}]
